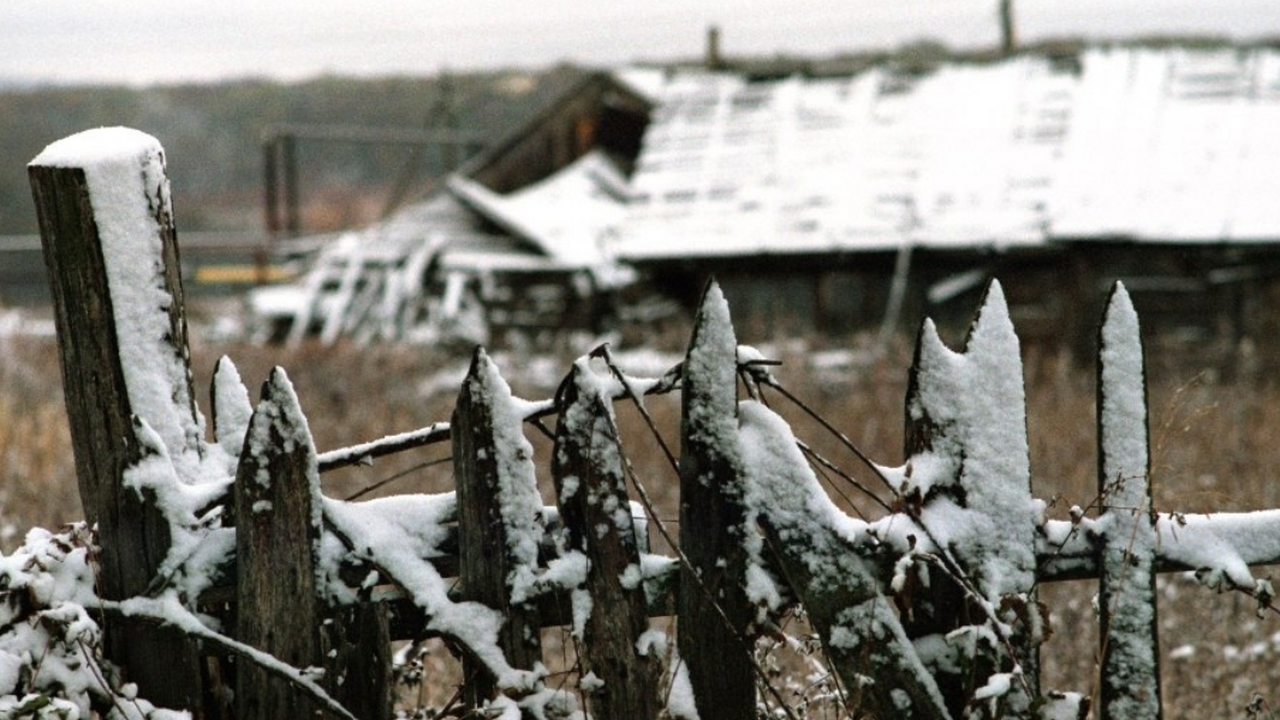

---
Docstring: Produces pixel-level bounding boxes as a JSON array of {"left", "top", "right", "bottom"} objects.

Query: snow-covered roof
[
  {"left": 1053, "top": 48, "right": 1280, "bottom": 242},
  {"left": 447, "top": 149, "right": 626, "bottom": 266},
  {"left": 612, "top": 47, "right": 1280, "bottom": 261}
]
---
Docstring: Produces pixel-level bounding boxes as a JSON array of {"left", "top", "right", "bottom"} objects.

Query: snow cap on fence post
[
  {"left": 678, "top": 279, "right": 757, "bottom": 720},
  {"left": 907, "top": 281, "right": 1035, "bottom": 601},
  {"left": 1096, "top": 282, "right": 1163, "bottom": 720},
  {"left": 901, "top": 280, "right": 1039, "bottom": 716},
  {"left": 212, "top": 355, "right": 254, "bottom": 465},
  {"left": 30, "top": 127, "right": 206, "bottom": 476}
]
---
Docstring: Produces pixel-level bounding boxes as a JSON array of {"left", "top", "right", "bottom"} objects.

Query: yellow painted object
[{"left": 194, "top": 265, "right": 295, "bottom": 285}]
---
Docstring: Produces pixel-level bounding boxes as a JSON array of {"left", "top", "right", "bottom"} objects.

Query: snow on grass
[{"left": 0, "top": 525, "right": 191, "bottom": 718}]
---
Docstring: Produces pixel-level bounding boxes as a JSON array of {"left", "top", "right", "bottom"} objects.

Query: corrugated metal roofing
[{"left": 614, "top": 47, "right": 1280, "bottom": 261}]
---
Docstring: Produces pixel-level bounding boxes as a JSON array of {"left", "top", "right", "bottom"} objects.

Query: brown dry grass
[{"left": 2, "top": 317, "right": 1279, "bottom": 717}]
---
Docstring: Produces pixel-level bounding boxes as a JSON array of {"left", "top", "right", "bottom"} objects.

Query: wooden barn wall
[
  {"left": 635, "top": 243, "right": 1280, "bottom": 361},
  {"left": 468, "top": 76, "right": 651, "bottom": 194}
]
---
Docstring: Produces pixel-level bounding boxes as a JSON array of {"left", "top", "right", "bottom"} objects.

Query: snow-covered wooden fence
[{"left": 27, "top": 128, "right": 1280, "bottom": 720}]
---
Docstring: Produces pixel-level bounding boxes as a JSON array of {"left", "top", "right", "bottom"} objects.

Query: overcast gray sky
[{"left": 4, "top": 0, "right": 1280, "bottom": 86}]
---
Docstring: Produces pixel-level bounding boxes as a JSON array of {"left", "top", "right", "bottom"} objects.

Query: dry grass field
[{"left": 2, "top": 316, "right": 1278, "bottom": 718}]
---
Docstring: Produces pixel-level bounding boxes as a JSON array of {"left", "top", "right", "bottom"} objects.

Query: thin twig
[
  {"left": 344, "top": 455, "right": 452, "bottom": 501},
  {"left": 595, "top": 345, "right": 803, "bottom": 720},
  {"left": 97, "top": 597, "right": 359, "bottom": 720},
  {"left": 762, "top": 378, "right": 901, "bottom": 497},
  {"left": 317, "top": 359, "right": 683, "bottom": 474}
]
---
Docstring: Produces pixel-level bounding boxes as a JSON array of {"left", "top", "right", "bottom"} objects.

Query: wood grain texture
[
  {"left": 28, "top": 162, "right": 204, "bottom": 711},
  {"left": 676, "top": 281, "right": 756, "bottom": 720},
  {"left": 554, "top": 362, "right": 662, "bottom": 720},
  {"left": 234, "top": 369, "right": 326, "bottom": 719},
  {"left": 453, "top": 348, "right": 542, "bottom": 707}
]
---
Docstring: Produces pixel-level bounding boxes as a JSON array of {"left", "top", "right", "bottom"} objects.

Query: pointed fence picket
[
  {"left": 553, "top": 360, "right": 664, "bottom": 719},
  {"left": 452, "top": 347, "right": 544, "bottom": 704},
  {"left": 678, "top": 282, "right": 757, "bottom": 720},
  {"left": 28, "top": 130, "right": 1280, "bottom": 720},
  {"left": 1096, "top": 285, "right": 1162, "bottom": 720}
]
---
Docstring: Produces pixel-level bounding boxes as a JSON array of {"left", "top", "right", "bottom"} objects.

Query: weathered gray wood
[
  {"left": 326, "top": 601, "right": 394, "bottom": 720},
  {"left": 453, "top": 347, "right": 543, "bottom": 707},
  {"left": 734, "top": 399, "right": 950, "bottom": 720},
  {"left": 234, "top": 368, "right": 328, "bottom": 719},
  {"left": 901, "top": 281, "right": 1038, "bottom": 718},
  {"left": 1096, "top": 282, "right": 1163, "bottom": 720},
  {"left": 28, "top": 139, "right": 203, "bottom": 710},
  {"left": 553, "top": 360, "right": 663, "bottom": 720},
  {"left": 677, "top": 280, "right": 756, "bottom": 720}
]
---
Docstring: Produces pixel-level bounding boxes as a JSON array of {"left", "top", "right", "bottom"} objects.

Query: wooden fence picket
[
  {"left": 326, "top": 601, "right": 395, "bottom": 720},
  {"left": 452, "top": 347, "right": 544, "bottom": 706},
  {"left": 211, "top": 355, "right": 254, "bottom": 462},
  {"left": 901, "top": 282, "right": 1039, "bottom": 718},
  {"left": 553, "top": 360, "right": 663, "bottom": 720},
  {"left": 677, "top": 281, "right": 756, "bottom": 720},
  {"left": 234, "top": 368, "right": 329, "bottom": 719},
  {"left": 1096, "top": 282, "right": 1163, "bottom": 720}
]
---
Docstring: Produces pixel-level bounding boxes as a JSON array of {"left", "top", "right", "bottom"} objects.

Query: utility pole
[
  {"left": 261, "top": 131, "right": 301, "bottom": 238},
  {"left": 381, "top": 69, "right": 462, "bottom": 218},
  {"left": 705, "top": 25, "right": 724, "bottom": 71},
  {"left": 999, "top": 0, "right": 1017, "bottom": 57}
]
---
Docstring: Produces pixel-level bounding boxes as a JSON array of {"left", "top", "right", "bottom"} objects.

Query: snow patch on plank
[
  {"left": 321, "top": 487, "right": 536, "bottom": 691},
  {"left": 32, "top": 127, "right": 211, "bottom": 482},
  {"left": 469, "top": 349, "right": 544, "bottom": 599},
  {"left": 907, "top": 282, "right": 1036, "bottom": 601},
  {"left": 737, "top": 400, "right": 872, "bottom": 594},
  {"left": 1096, "top": 282, "right": 1161, "bottom": 720}
]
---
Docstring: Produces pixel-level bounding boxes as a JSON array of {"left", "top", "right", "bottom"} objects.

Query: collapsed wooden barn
[
  {"left": 250, "top": 71, "right": 654, "bottom": 345},
  {"left": 258, "top": 46, "right": 1280, "bottom": 357}
]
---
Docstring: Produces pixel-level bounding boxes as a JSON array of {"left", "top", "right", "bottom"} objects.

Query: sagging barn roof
[
  {"left": 614, "top": 46, "right": 1280, "bottom": 262},
  {"left": 253, "top": 71, "right": 650, "bottom": 344}
]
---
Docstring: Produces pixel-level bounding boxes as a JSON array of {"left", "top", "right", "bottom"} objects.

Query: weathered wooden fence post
[
  {"left": 901, "top": 281, "right": 1039, "bottom": 718},
  {"left": 27, "top": 128, "right": 205, "bottom": 709},
  {"left": 553, "top": 360, "right": 663, "bottom": 719},
  {"left": 1096, "top": 283, "right": 1163, "bottom": 720},
  {"left": 235, "top": 368, "right": 328, "bottom": 719},
  {"left": 677, "top": 281, "right": 756, "bottom": 720},
  {"left": 453, "top": 347, "right": 544, "bottom": 707}
]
